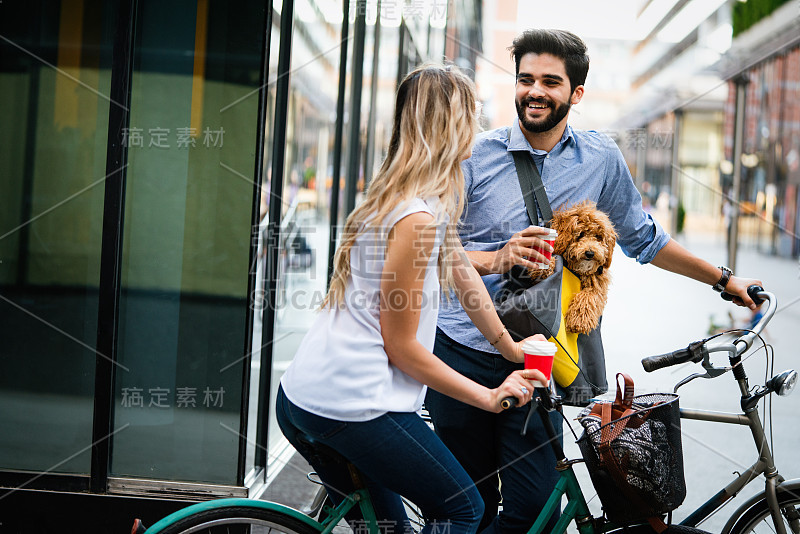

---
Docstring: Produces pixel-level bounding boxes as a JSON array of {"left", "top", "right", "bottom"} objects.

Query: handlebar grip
[
  {"left": 642, "top": 350, "right": 690, "bottom": 372},
  {"left": 641, "top": 341, "right": 707, "bottom": 372},
  {"left": 500, "top": 397, "right": 518, "bottom": 410},
  {"left": 721, "top": 285, "right": 765, "bottom": 306}
]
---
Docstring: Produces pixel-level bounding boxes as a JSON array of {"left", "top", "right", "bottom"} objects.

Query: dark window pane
[
  {"left": 0, "top": 0, "right": 114, "bottom": 474},
  {"left": 110, "top": 0, "right": 265, "bottom": 485}
]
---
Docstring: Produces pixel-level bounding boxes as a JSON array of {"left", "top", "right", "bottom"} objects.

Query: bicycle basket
[{"left": 577, "top": 373, "right": 685, "bottom": 527}]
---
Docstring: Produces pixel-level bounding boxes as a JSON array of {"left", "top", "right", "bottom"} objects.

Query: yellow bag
[{"left": 495, "top": 257, "right": 608, "bottom": 406}]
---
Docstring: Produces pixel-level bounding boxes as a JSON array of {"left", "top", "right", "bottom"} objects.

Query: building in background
[
  {"left": 0, "top": 0, "right": 481, "bottom": 529},
  {"left": 717, "top": 0, "right": 800, "bottom": 259},
  {"left": 616, "top": 0, "right": 738, "bottom": 236},
  {"left": 473, "top": 0, "right": 516, "bottom": 129}
]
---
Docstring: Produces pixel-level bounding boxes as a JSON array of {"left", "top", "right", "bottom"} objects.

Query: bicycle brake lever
[
  {"left": 700, "top": 350, "right": 728, "bottom": 377},
  {"left": 521, "top": 387, "right": 560, "bottom": 437},
  {"left": 674, "top": 350, "right": 727, "bottom": 393},
  {"left": 674, "top": 372, "right": 705, "bottom": 393},
  {"left": 520, "top": 399, "right": 536, "bottom": 437}
]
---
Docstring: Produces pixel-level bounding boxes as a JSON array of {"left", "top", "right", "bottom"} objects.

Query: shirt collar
[{"left": 507, "top": 121, "right": 575, "bottom": 156}]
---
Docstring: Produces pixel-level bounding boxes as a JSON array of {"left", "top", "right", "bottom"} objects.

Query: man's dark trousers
[{"left": 426, "top": 329, "right": 562, "bottom": 534}]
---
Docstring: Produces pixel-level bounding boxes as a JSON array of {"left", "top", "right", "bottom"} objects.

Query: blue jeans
[
  {"left": 276, "top": 385, "right": 484, "bottom": 534},
  {"left": 425, "top": 329, "right": 562, "bottom": 534}
]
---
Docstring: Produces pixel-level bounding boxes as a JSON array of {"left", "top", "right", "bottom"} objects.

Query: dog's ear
[
  {"left": 603, "top": 239, "right": 615, "bottom": 270},
  {"left": 552, "top": 212, "right": 577, "bottom": 255},
  {"left": 602, "top": 219, "right": 617, "bottom": 270},
  {"left": 550, "top": 204, "right": 575, "bottom": 235}
]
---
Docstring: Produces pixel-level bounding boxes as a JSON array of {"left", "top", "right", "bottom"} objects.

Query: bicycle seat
[{"left": 295, "top": 433, "right": 349, "bottom": 467}]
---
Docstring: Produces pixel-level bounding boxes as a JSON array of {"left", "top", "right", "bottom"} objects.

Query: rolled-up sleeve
[{"left": 598, "top": 147, "right": 671, "bottom": 264}]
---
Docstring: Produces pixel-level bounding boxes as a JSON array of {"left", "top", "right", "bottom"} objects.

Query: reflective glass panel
[
  {"left": 110, "top": 0, "right": 265, "bottom": 485},
  {"left": 0, "top": 0, "right": 114, "bottom": 475},
  {"left": 265, "top": 0, "right": 346, "bottom": 468}
]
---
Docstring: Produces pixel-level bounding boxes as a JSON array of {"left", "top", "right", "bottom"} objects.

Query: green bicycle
[
  {"left": 134, "top": 388, "right": 706, "bottom": 534},
  {"left": 136, "top": 287, "right": 795, "bottom": 534}
]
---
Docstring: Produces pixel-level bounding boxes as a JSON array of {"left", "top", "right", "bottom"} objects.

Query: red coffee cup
[
  {"left": 531, "top": 229, "right": 557, "bottom": 269},
  {"left": 522, "top": 338, "right": 557, "bottom": 387}
]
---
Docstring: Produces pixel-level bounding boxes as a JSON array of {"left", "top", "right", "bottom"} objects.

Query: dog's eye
[
  {"left": 595, "top": 234, "right": 603, "bottom": 241},
  {"left": 577, "top": 232, "right": 585, "bottom": 240}
]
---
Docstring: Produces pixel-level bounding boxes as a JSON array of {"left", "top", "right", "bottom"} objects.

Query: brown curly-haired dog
[{"left": 529, "top": 201, "right": 617, "bottom": 334}]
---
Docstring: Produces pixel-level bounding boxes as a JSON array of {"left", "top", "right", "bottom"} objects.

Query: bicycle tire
[
  {"left": 607, "top": 524, "right": 710, "bottom": 533},
  {"left": 151, "top": 506, "right": 322, "bottom": 534},
  {"left": 726, "top": 493, "right": 800, "bottom": 534}
]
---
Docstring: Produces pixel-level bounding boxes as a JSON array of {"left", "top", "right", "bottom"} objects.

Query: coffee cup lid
[
  {"left": 522, "top": 338, "right": 557, "bottom": 356},
  {"left": 545, "top": 228, "right": 557, "bottom": 239}
]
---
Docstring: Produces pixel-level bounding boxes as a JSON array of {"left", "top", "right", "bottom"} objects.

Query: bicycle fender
[
  {"left": 145, "top": 497, "right": 322, "bottom": 533},
  {"left": 720, "top": 478, "right": 800, "bottom": 534}
]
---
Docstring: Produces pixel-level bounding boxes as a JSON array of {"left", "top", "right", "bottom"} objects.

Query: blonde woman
[{"left": 276, "top": 65, "right": 545, "bottom": 534}]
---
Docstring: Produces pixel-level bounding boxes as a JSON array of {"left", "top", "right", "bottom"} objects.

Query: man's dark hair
[{"left": 508, "top": 29, "right": 589, "bottom": 92}]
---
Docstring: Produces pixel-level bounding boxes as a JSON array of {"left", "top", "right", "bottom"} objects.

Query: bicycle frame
[
  {"left": 677, "top": 340, "right": 789, "bottom": 533},
  {"left": 526, "top": 459, "right": 594, "bottom": 534},
  {"left": 317, "top": 487, "right": 380, "bottom": 534},
  {"left": 678, "top": 407, "right": 781, "bottom": 529},
  {"left": 525, "top": 398, "right": 643, "bottom": 534}
]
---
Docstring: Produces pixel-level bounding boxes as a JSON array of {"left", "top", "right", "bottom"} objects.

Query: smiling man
[
  {"left": 427, "top": 29, "right": 762, "bottom": 534},
  {"left": 515, "top": 53, "right": 582, "bottom": 143}
]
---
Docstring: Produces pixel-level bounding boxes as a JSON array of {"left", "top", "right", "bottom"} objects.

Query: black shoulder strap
[{"left": 507, "top": 127, "right": 553, "bottom": 226}]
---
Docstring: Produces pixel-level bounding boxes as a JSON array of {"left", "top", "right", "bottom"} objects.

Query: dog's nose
[{"left": 585, "top": 250, "right": 595, "bottom": 259}]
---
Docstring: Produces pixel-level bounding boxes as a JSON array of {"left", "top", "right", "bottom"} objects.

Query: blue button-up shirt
[{"left": 438, "top": 121, "right": 671, "bottom": 353}]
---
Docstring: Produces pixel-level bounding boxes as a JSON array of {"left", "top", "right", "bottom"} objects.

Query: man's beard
[{"left": 516, "top": 96, "right": 571, "bottom": 134}]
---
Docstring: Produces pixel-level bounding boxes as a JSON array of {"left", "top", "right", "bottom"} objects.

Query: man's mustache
[{"left": 521, "top": 97, "right": 553, "bottom": 107}]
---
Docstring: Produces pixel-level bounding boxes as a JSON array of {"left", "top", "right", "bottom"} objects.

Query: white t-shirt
[{"left": 280, "top": 197, "right": 446, "bottom": 421}]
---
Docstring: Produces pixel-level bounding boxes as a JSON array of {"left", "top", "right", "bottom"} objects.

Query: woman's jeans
[
  {"left": 276, "top": 385, "right": 484, "bottom": 534},
  {"left": 426, "top": 329, "right": 563, "bottom": 534}
]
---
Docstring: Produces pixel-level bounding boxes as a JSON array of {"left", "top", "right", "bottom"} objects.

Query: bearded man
[{"left": 427, "top": 28, "right": 762, "bottom": 534}]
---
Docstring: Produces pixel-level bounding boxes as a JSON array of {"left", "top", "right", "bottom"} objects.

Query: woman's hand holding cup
[
  {"left": 519, "top": 334, "right": 557, "bottom": 387},
  {"left": 491, "top": 368, "right": 546, "bottom": 412}
]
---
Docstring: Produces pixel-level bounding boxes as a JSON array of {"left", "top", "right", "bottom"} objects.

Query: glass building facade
[{"left": 0, "top": 0, "right": 481, "bottom": 529}]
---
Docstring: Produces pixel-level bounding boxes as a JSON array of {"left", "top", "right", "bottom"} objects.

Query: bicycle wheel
[
  {"left": 152, "top": 506, "right": 322, "bottom": 534},
  {"left": 607, "top": 524, "right": 710, "bottom": 533},
  {"left": 727, "top": 493, "right": 800, "bottom": 534}
]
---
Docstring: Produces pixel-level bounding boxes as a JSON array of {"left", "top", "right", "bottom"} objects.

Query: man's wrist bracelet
[
  {"left": 712, "top": 266, "right": 732, "bottom": 292},
  {"left": 490, "top": 327, "right": 507, "bottom": 346}
]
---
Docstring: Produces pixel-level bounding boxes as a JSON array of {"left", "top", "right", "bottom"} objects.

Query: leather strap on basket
[
  {"left": 599, "top": 373, "right": 635, "bottom": 443},
  {"left": 615, "top": 372, "right": 635, "bottom": 408},
  {"left": 596, "top": 373, "right": 669, "bottom": 533}
]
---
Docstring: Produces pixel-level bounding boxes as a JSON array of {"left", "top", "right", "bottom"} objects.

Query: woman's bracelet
[{"left": 490, "top": 327, "right": 507, "bottom": 346}]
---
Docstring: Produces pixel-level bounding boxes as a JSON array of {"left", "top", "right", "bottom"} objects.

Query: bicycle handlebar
[
  {"left": 641, "top": 340, "right": 707, "bottom": 372},
  {"left": 500, "top": 397, "right": 518, "bottom": 410},
  {"left": 501, "top": 386, "right": 554, "bottom": 411},
  {"left": 720, "top": 285, "right": 765, "bottom": 307},
  {"left": 641, "top": 285, "right": 774, "bottom": 373}
]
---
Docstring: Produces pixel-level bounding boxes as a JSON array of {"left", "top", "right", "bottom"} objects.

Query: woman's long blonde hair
[{"left": 323, "top": 64, "right": 479, "bottom": 308}]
